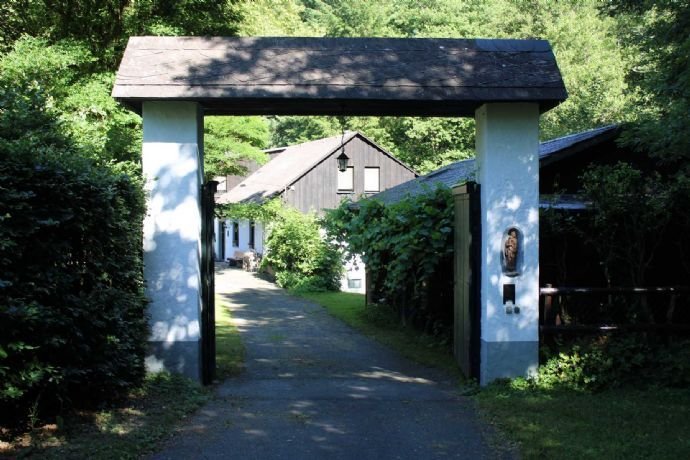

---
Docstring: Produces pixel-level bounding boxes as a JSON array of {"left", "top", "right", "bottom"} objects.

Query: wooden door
[
  {"left": 453, "top": 182, "right": 481, "bottom": 379},
  {"left": 200, "top": 181, "right": 218, "bottom": 384}
]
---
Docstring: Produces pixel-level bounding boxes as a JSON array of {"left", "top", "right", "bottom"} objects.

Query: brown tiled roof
[{"left": 112, "top": 36, "right": 567, "bottom": 116}]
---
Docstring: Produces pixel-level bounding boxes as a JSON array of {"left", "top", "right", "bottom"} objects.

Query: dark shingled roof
[
  {"left": 372, "top": 124, "right": 620, "bottom": 205},
  {"left": 539, "top": 124, "right": 620, "bottom": 166},
  {"left": 112, "top": 36, "right": 567, "bottom": 116}
]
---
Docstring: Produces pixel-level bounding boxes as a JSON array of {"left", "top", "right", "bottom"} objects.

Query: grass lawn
[
  {"left": 215, "top": 294, "right": 246, "bottom": 380},
  {"left": 293, "top": 290, "right": 462, "bottom": 381},
  {"left": 296, "top": 289, "right": 690, "bottom": 460},
  {"left": 0, "top": 295, "right": 245, "bottom": 459},
  {"left": 477, "top": 384, "right": 690, "bottom": 460}
]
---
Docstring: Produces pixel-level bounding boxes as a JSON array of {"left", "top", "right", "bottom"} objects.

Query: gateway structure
[{"left": 112, "top": 36, "right": 567, "bottom": 384}]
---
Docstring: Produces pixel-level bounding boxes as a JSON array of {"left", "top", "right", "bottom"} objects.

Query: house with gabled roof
[{"left": 214, "top": 131, "right": 417, "bottom": 291}]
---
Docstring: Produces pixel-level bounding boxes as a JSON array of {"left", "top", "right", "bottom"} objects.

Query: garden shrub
[
  {"left": 535, "top": 335, "right": 690, "bottom": 391},
  {"left": 325, "top": 186, "right": 454, "bottom": 336},
  {"left": 0, "top": 63, "right": 147, "bottom": 424},
  {"left": 261, "top": 208, "right": 343, "bottom": 292}
]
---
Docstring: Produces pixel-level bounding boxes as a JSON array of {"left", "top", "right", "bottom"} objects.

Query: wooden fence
[{"left": 539, "top": 285, "right": 690, "bottom": 335}]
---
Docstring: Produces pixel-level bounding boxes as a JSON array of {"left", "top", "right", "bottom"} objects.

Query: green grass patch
[
  {"left": 0, "top": 372, "right": 209, "bottom": 459},
  {"left": 294, "top": 290, "right": 690, "bottom": 459},
  {"left": 476, "top": 383, "right": 690, "bottom": 460},
  {"left": 293, "top": 291, "right": 461, "bottom": 380},
  {"left": 215, "top": 295, "right": 246, "bottom": 380}
]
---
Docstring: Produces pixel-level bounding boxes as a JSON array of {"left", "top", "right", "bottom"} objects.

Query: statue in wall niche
[{"left": 503, "top": 227, "right": 519, "bottom": 275}]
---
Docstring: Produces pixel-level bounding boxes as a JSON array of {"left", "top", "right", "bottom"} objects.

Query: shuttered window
[
  {"left": 337, "top": 166, "right": 354, "bottom": 191},
  {"left": 364, "top": 167, "right": 380, "bottom": 192},
  {"left": 232, "top": 222, "right": 239, "bottom": 247}
]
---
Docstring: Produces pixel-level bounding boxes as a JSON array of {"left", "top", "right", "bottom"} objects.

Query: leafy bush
[
  {"left": 581, "top": 163, "right": 674, "bottom": 287},
  {"left": 262, "top": 208, "right": 343, "bottom": 292},
  {"left": 325, "top": 186, "right": 454, "bottom": 334},
  {"left": 0, "top": 57, "right": 147, "bottom": 423},
  {"left": 534, "top": 336, "right": 690, "bottom": 392}
]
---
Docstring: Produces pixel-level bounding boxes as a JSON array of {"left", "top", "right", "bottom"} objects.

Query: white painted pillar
[
  {"left": 141, "top": 101, "right": 204, "bottom": 381},
  {"left": 475, "top": 103, "right": 540, "bottom": 385}
]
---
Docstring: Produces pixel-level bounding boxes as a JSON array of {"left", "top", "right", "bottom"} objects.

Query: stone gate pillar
[
  {"left": 475, "top": 103, "right": 540, "bottom": 385},
  {"left": 141, "top": 101, "right": 204, "bottom": 381}
]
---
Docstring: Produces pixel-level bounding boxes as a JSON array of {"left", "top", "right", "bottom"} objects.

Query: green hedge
[
  {"left": 0, "top": 72, "right": 148, "bottom": 423},
  {"left": 325, "top": 187, "right": 454, "bottom": 335},
  {"left": 0, "top": 154, "right": 148, "bottom": 421}
]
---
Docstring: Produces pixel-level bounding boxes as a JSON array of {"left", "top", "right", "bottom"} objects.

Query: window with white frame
[
  {"left": 249, "top": 220, "right": 256, "bottom": 249},
  {"left": 232, "top": 222, "right": 239, "bottom": 247},
  {"left": 364, "top": 167, "right": 380, "bottom": 192},
  {"left": 337, "top": 166, "right": 354, "bottom": 191}
]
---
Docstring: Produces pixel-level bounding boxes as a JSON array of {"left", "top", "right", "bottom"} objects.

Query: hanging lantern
[{"left": 336, "top": 151, "right": 350, "bottom": 172}]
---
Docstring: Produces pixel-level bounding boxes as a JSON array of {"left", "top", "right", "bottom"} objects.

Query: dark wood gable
[{"left": 285, "top": 135, "right": 416, "bottom": 214}]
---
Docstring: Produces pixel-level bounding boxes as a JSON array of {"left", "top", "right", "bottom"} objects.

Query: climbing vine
[
  {"left": 324, "top": 186, "right": 455, "bottom": 335},
  {"left": 216, "top": 198, "right": 282, "bottom": 222}
]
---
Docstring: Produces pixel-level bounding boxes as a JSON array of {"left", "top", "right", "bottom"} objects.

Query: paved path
[{"left": 151, "top": 266, "right": 514, "bottom": 460}]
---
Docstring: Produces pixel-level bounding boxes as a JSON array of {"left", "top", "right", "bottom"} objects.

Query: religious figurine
[{"left": 503, "top": 228, "right": 519, "bottom": 274}]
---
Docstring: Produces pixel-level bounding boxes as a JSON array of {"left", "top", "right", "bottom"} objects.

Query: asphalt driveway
[{"left": 150, "top": 266, "right": 514, "bottom": 460}]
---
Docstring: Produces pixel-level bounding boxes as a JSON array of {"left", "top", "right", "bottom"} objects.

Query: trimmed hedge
[
  {"left": 0, "top": 154, "right": 148, "bottom": 421},
  {"left": 0, "top": 77, "right": 148, "bottom": 423}
]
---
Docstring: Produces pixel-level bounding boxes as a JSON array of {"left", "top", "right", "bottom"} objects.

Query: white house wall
[
  {"left": 341, "top": 254, "right": 366, "bottom": 294},
  {"left": 220, "top": 219, "right": 265, "bottom": 259}
]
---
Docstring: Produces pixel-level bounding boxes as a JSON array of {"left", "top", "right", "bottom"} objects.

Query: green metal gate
[
  {"left": 200, "top": 181, "right": 218, "bottom": 384},
  {"left": 453, "top": 182, "right": 481, "bottom": 379}
]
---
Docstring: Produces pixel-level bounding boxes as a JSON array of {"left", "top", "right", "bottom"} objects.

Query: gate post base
[
  {"left": 145, "top": 340, "right": 202, "bottom": 381},
  {"left": 480, "top": 340, "right": 538, "bottom": 384}
]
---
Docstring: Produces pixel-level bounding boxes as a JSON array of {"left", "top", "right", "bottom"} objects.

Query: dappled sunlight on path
[{"left": 150, "top": 266, "right": 515, "bottom": 460}]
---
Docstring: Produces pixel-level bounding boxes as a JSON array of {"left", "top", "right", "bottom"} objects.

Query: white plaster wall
[
  {"left": 475, "top": 103, "right": 540, "bottom": 381},
  {"left": 141, "top": 101, "right": 203, "bottom": 356},
  {"left": 223, "top": 219, "right": 265, "bottom": 257},
  {"left": 341, "top": 254, "right": 366, "bottom": 294},
  {"left": 256, "top": 222, "right": 265, "bottom": 254}
]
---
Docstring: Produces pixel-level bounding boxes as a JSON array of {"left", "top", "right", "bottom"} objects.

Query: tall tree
[
  {"left": 607, "top": 0, "right": 690, "bottom": 164},
  {"left": 267, "top": 0, "right": 632, "bottom": 172},
  {"left": 204, "top": 116, "right": 270, "bottom": 180}
]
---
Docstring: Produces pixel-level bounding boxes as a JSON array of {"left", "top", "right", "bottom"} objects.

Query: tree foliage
[
  {"left": 0, "top": 0, "right": 248, "bottom": 177},
  {"left": 606, "top": 0, "right": 690, "bottom": 164},
  {"left": 204, "top": 116, "right": 270, "bottom": 180},
  {"left": 0, "top": 0, "right": 242, "bottom": 66},
  {"left": 1, "top": 37, "right": 141, "bottom": 165}
]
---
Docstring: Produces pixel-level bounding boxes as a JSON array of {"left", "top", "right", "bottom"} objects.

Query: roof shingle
[
  {"left": 372, "top": 125, "right": 620, "bottom": 205},
  {"left": 113, "top": 36, "right": 567, "bottom": 116}
]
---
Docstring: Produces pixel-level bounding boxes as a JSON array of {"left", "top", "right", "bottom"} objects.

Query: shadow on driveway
[{"left": 150, "top": 266, "right": 515, "bottom": 460}]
